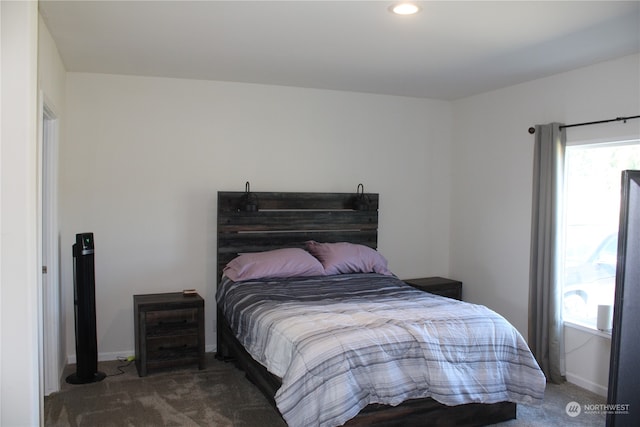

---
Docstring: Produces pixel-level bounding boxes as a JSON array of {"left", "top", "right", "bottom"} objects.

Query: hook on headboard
[
  {"left": 353, "top": 183, "right": 370, "bottom": 211},
  {"left": 239, "top": 181, "right": 259, "bottom": 212}
]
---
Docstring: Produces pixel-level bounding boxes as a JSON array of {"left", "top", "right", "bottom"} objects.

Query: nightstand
[
  {"left": 404, "top": 277, "right": 463, "bottom": 300},
  {"left": 133, "top": 292, "right": 205, "bottom": 377}
]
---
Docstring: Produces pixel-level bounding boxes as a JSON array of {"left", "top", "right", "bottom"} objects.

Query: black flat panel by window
[{"left": 607, "top": 170, "right": 640, "bottom": 426}]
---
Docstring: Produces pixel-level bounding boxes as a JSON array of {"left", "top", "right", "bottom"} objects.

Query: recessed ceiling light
[{"left": 390, "top": 2, "right": 421, "bottom": 15}]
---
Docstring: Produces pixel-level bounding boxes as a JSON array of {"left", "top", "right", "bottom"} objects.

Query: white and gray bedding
[{"left": 216, "top": 273, "right": 546, "bottom": 427}]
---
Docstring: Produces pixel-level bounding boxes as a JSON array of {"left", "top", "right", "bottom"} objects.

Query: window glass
[{"left": 562, "top": 141, "right": 640, "bottom": 327}]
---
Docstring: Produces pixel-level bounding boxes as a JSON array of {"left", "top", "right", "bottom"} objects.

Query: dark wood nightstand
[
  {"left": 133, "top": 292, "right": 205, "bottom": 377},
  {"left": 404, "top": 277, "right": 463, "bottom": 300}
]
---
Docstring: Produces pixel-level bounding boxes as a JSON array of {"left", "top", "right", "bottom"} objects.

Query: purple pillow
[
  {"left": 223, "top": 248, "right": 326, "bottom": 282},
  {"left": 305, "top": 241, "right": 393, "bottom": 276}
]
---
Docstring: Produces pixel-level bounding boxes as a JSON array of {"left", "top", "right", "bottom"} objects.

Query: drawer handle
[{"left": 158, "top": 344, "right": 189, "bottom": 351}]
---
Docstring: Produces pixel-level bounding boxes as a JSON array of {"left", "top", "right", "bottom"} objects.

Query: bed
[{"left": 215, "top": 190, "right": 545, "bottom": 427}]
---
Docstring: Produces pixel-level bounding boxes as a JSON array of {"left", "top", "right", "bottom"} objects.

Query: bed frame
[{"left": 216, "top": 190, "right": 516, "bottom": 426}]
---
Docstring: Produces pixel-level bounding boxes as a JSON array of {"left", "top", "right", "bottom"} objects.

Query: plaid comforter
[{"left": 216, "top": 273, "right": 545, "bottom": 427}]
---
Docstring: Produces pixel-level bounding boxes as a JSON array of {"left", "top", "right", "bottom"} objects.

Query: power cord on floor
[{"left": 106, "top": 356, "right": 136, "bottom": 377}]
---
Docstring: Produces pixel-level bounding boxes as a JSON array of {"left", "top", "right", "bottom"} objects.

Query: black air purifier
[{"left": 66, "top": 232, "right": 106, "bottom": 384}]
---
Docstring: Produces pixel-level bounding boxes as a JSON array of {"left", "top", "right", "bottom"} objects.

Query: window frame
[{"left": 561, "top": 138, "right": 640, "bottom": 330}]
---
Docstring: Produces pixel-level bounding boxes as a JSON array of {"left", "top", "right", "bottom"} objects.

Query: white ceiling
[{"left": 39, "top": 1, "right": 640, "bottom": 100}]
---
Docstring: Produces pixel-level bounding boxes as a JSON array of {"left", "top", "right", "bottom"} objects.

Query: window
[{"left": 562, "top": 140, "right": 640, "bottom": 328}]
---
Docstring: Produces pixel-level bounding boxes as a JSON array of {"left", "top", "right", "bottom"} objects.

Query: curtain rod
[{"left": 527, "top": 115, "right": 640, "bottom": 134}]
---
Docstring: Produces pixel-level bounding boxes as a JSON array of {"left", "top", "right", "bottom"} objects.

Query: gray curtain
[{"left": 529, "top": 123, "right": 566, "bottom": 384}]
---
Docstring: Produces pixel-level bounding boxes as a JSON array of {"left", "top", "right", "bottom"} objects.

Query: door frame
[{"left": 38, "top": 92, "right": 61, "bottom": 397}]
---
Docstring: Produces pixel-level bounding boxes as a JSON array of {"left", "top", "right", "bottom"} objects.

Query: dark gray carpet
[
  {"left": 45, "top": 354, "right": 285, "bottom": 427},
  {"left": 489, "top": 381, "right": 605, "bottom": 427},
  {"left": 45, "top": 354, "right": 605, "bottom": 426}
]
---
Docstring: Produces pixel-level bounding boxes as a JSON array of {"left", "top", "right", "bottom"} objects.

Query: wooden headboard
[{"left": 216, "top": 191, "right": 379, "bottom": 282}]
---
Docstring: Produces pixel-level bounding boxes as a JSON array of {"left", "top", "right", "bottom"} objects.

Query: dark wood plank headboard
[{"left": 216, "top": 191, "right": 379, "bottom": 282}]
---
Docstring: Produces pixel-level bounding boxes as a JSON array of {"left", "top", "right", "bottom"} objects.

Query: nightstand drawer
[
  {"left": 145, "top": 308, "right": 199, "bottom": 336},
  {"left": 146, "top": 334, "right": 199, "bottom": 360}
]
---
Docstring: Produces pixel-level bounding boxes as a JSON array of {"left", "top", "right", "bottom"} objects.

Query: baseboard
[
  {"left": 566, "top": 372, "right": 608, "bottom": 397},
  {"left": 67, "top": 345, "right": 217, "bottom": 364}
]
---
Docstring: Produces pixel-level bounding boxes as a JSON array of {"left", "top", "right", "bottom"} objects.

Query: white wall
[
  {"left": 451, "top": 54, "right": 640, "bottom": 391},
  {"left": 38, "top": 15, "right": 66, "bottom": 114},
  {"left": 62, "top": 73, "right": 452, "bottom": 360},
  {"left": 564, "top": 324, "right": 611, "bottom": 396},
  {"left": 0, "top": 1, "right": 41, "bottom": 425}
]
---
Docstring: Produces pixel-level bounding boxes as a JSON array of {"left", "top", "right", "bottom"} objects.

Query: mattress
[{"left": 216, "top": 273, "right": 546, "bottom": 427}]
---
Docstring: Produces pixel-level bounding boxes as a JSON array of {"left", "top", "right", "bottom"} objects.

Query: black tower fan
[{"left": 66, "top": 233, "right": 106, "bottom": 384}]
